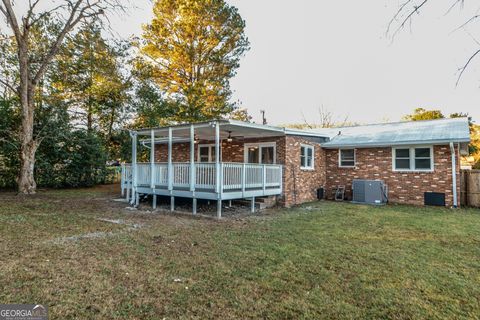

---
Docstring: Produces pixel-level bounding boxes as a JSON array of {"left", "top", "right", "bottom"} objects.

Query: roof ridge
[{"left": 332, "top": 117, "right": 467, "bottom": 130}]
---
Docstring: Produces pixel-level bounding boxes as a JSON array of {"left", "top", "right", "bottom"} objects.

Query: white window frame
[
  {"left": 392, "top": 146, "right": 434, "bottom": 172},
  {"left": 300, "top": 144, "right": 315, "bottom": 170},
  {"left": 339, "top": 149, "right": 356, "bottom": 168},
  {"left": 197, "top": 144, "right": 220, "bottom": 163},
  {"left": 244, "top": 142, "right": 276, "bottom": 164}
]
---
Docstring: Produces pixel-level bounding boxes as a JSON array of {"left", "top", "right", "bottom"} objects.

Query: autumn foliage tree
[
  {"left": 403, "top": 108, "right": 445, "bottom": 121},
  {"left": 136, "top": 0, "right": 250, "bottom": 123}
]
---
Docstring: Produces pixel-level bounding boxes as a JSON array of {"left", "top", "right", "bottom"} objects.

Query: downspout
[{"left": 450, "top": 142, "right": 458, "bottom": 208}]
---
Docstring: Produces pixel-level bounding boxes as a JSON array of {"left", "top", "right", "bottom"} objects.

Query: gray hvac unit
[{"left": 352, "top": 180, "right": 388, "bottom": 205}]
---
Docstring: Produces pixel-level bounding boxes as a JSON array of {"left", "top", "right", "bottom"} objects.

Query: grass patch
[{"left": 0, "top": 186, "right": 479, "bottom": 319}]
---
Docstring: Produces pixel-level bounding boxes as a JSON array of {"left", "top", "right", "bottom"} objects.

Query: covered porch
[{"left": 121, "top": 120, "right": 286, "bottom": 218}]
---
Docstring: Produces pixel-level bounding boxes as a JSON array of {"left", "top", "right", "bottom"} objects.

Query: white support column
[
  {"left": 215, "top": 121, "right": 221, "bottom": 194},
  {"left": 131, "top": 132, "right": 137, "bottom": 205},
  {"left": 150, "top": 129, "right": 156, "bottom": 209},
  {"left": 192, "top": 198, "right": 197, "bottom": 215},
  {"left": 121, "top": 164, "right": 125, "bottom": 197},
  {"left": 251, "top": 197, "right": 255, "bottom": 213},
  {"left": 170, "top": 196, "right": 175, "bottom": 212},
  {"left": 262, "top": 164, "right": 267, "bottom": 194},
  {"left": 242, "top": 163, "right": 246, "bottom": 197},
  {"left": 190, "top": 124, "right": 195, "bottom": 192},
  {"left": 150, "top": 130, "right": 155, "bottom": 188},
  {"left": 168, "top": 127, "right": 173, "bottom": 192},
  {"left": 279, "top": 165, "right": 283, "bottom": 193}
]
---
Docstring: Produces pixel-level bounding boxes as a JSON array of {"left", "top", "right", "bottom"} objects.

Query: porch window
[
  {"left": 198, "top": 145, "right": 219, "bottom": 162},
  {"left": 244, "top": 143, "right": 276, "bottom": 164},
  {"left": 393, "top": 147, "right": 433, "bottom": 171},
  {"left": 339, "top": 149, "right": 355, "bottom": 167},
  {"left": 300, "top": 145, "right": 314, "bottom": 169}
]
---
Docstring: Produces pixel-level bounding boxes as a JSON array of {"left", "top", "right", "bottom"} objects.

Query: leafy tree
[
  {"left": 0, "top": 0, "right": 125, "bottom": 194},
  {"left": 50, "top": 22, "right": 131, "bottom": 156},
  {"left": 403, "top": 108, "right": 445, "bottom": 121},
  {"left": 228, "top": 107, "right": 252, "bottom": 122},
  {"left": 137, "top": 0, "right": 250, "bottom": 123},
  {"left": 131, "top": 80, "right": 178, "bottom": 128},
  {"left": 0, "top": 97, "right": 20, "bottom": 188}
]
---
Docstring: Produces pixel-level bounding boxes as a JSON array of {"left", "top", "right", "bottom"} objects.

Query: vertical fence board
[{"left": 461, "top": 169, "right": 480, "bottom": 207}]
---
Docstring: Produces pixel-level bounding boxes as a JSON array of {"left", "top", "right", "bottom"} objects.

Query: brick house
[{"left": 121, "top": 118, "right": 470, "bottom": 216}]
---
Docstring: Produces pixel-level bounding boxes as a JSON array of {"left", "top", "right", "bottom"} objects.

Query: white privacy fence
[{"left": 122, "top": 162, "right": 282, "bottom": 192}]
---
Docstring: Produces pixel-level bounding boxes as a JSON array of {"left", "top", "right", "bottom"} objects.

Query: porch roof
[{"left": 133, "top": 120, "right": 330, "bottom": 140}]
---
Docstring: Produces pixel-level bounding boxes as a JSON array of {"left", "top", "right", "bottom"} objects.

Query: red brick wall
[
  {"left": 154, "top": 137, "right": 284, "bottom": 163},
  {"left": 152, "top": 135, "right": 324, "bottom": 207},
  {"left": 281, "top": 136, "right": 326, "bottom": 207},
  {"left": 324, "top": 145, "right": 461, "bottom": 207},
  {"left": 151, "top": 138, "right": 461, "bottom": 208}
]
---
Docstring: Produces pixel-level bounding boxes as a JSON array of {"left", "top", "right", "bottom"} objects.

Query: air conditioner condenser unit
[{"left": 352, "top": 179, "right": 388, "bottom": 205}]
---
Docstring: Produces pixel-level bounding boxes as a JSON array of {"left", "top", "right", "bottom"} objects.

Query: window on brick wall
[
  {"left": 300, "top": 145, "right": 314, "bottom": 169},
  {"left": 393, "top": 146, "right": 433, "bottom": 171},
  {"left": 339, "top": 149, "right": 355, "bottom": 167},
  {"left": 198, "top": 145, "right": 219, "bottom": 162}
]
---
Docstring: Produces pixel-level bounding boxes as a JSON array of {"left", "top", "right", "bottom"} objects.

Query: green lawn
[{"left": 1, "top": 185, "right": 479, "bottom": 319}]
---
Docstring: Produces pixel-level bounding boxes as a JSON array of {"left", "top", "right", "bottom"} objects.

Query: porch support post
[
  {"left": 170, "top": 196, "right": 175, "bottom": 212},
  {"left": 131, "top": 131, "right": 137, "bottom": 206},
  {"left": 279, "top": 165, "right": 283, "bottom": 193},
  {"left": 192, "top": 198, "right": 197, "bottom": 215},
  {"left": 242, "top": 163, "right": 246, "bottom": 198},
  {"left": 215, "top": 121, "right": 222, "bottom": 218},
  {"left": 168, "top": 127, "right": 173, "bottom": 192},
  {"left": 215, "top": 121, "right": 221, "bottom": 194},
  {"left": 262, "top": 164, "right": 267, "bottom": 195},
  {"left": 190, "top": 124, "right": 195, "bottom": 192},
  {"left": 150, "top": 129, "right": 156, "bottom": 209},
  {"left": 121, "top": 164, "right": 125, "bottom": 197},
  {"left": 217, "top": 200, "right": 222, "bottom": 219},
  {"left": 251, "top": 197, "right": 255, "bottom": 213}
]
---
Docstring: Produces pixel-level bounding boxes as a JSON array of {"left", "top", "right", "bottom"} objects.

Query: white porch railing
[{"left": 122, "top": 162, "right": 282, "bottom": 193}]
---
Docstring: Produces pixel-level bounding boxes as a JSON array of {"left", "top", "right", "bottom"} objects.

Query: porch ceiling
[{"left": 135, "top": 120, "right": 287, "bottom": 140}]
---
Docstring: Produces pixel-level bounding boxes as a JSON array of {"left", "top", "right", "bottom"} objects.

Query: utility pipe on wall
[{"left": 450, "top": 142, "right": 458, "bottom": 208}]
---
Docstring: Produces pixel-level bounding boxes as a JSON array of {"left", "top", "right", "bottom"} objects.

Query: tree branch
[
  {"left": 32, "top": 0, "right": 89, "bottom": 85},
  {"left": 456, "top": 49, "right": 480, "bottom": 86},
  {"left": 388, "top": 0, "right": 429, "bottom": 41},
  {"left": 1, "top": 0, "right": 23, "bottom": 42},
  {"left": 0, "top": 78, "right": 16, "bottom": 93}
]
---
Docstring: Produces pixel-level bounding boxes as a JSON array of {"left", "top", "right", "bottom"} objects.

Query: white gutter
[{"left": 450, "top": 142, "right": 458, "bottom": 208}]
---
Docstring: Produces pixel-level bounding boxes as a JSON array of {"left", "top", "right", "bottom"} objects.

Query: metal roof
[
  {"left": 314, "top": 118, "right": 471, "bottom": 148},
  {"left": 133, "top": 119, "right": 331, "bottom": 139},
  {"left": 132, "top": 118, "right": 471, "bottom": 147}
]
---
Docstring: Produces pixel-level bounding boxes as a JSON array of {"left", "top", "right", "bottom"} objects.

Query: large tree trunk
[{"left": 16, "top": 44, "right": 37, "bottom": 194}]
